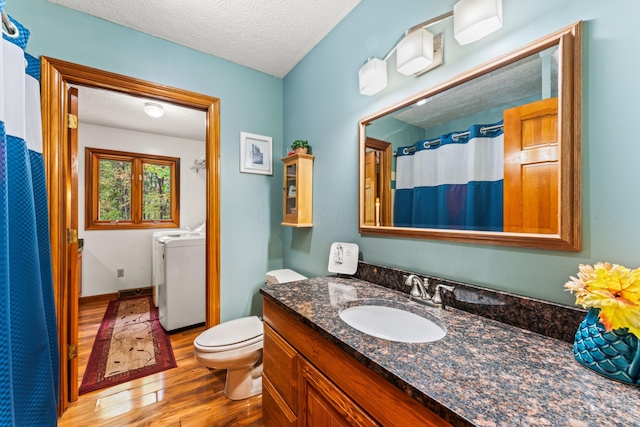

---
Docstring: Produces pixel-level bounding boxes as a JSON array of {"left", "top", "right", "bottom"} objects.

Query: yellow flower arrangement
[{"left": 565, "top": 262, "right": 640, "bottom": 337}]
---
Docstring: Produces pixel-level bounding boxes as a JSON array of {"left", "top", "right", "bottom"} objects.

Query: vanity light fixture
[
  {"left": 359, "top": 57, "right": 388, "bottom": 96},
  {"left": 358, "top": 0, "right": 503, "bottom": 96},
  {"left": 144, "top": 102, "right": 164, "bottom": 118},
  {"left": 454, "top": 0, "right": 503, "bottom": 45},
  {"left": 397, "top": 28, "right": 435, "bottom": 76}
]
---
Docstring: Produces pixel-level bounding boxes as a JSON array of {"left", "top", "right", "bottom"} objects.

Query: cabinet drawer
[
  {"left": 264, "top": 323, "right": 298, "bottom": 412},
  {"left": 263, "top": 375, "right": 296, "bottom": 427},
  {"left": 298, "top": 357, "right": 379, "bottom": 427}
]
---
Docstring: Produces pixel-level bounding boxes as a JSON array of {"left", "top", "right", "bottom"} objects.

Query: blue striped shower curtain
[
  {"left": 394, "top": 122, "right": 504, "bottom": 231},
  {"left": 1, "top": 11, "right": 59, "bottom": 426}
]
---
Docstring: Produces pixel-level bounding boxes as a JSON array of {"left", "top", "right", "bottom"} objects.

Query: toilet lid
[{"left": 195, "top": 316, "right": 263, "bottom": 350}]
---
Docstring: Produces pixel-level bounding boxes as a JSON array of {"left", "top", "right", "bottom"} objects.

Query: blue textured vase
[{"left": 573, "top": 308, "right": 640, "bottom": 385}]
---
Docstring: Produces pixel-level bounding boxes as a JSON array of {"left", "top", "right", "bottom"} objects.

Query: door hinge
[
  {"left": 67, "top": 228, "right": 78, "bottom": 244},
  {"left": 67, "top": 113, "right": 78, "bottom": 129},
  {"left": 67, "top": 344, "right": 77, "bottom": 360}
]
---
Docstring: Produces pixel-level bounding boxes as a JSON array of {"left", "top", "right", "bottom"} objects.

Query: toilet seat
[{"left": 195, "top": 315, "right": 263, "bottom": 353}]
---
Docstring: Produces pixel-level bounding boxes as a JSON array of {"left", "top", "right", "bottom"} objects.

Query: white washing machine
[
  {"left": 151, "top": 223, "right": 204, "bottom": 307},
  {"left": 158, "top": 234, "right": 206, "bottom": 331},
  {"left": 152, "top": 230, "right": 189, "bottom": 307}
]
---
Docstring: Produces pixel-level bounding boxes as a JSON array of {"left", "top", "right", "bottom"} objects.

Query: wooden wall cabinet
[
  {"left": 282, "top": 154, "right": 313, "bottom": 227},
  {"left": 262, "top": 299, "right": 452, "bottom": 427}
]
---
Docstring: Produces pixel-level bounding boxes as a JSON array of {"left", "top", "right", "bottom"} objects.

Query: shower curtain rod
[
  {"left": 1, "top": 10, "right": 16, "bottom": 35},
  {"left": 393, "top": 124, "right": 504, "bottom": 157}
]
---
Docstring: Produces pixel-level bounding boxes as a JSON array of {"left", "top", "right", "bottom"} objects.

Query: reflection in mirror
[
  {"left": 364, "top": 138, "right": 392, "bottom": 226},
  {"left": 359, "top": 22, "right": 581, "bottom": 251}
]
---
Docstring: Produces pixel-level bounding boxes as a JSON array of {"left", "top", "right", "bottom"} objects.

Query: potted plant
[{"left": 291, "top": 140, "right": 310, "bottom": 154}]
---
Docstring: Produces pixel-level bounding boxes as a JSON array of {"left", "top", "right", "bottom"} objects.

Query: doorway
[
  {"left": 40, "top": 57, "right": 221, "bottom": 415},
  {"left": 364, "top": 137, "right": 392, "bottom": 227}
]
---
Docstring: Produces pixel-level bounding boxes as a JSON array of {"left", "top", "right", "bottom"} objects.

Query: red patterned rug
[{"left": 79, "top": 296, "right": 177, "bottom": 394}]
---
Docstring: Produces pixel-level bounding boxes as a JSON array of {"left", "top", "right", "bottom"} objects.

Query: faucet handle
[{"left": 432, "top": 284, "right": 455, "bottom": 305}]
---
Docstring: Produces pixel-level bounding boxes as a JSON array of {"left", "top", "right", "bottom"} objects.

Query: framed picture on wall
[{"left": 240, "top": 132, "right": 273, "bottom": 175}]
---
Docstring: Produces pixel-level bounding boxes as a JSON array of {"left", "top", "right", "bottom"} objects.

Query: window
[{"left": 85, "top": 148, "right": 180, "bottom": 230}]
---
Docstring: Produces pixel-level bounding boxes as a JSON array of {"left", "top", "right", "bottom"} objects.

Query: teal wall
[
  {"left": 283, "top": 0, "right": 640, "bottom": 306},
  {"left": 8, "top": 0, "right": 640, "bottom": 314},
  {"left": 9, "top": 0, "right": 284, "bottom": 321}
]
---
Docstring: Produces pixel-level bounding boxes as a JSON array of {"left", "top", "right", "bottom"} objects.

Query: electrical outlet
[{"left": 117, "top": 269, "right": 124, "bottom": 278}]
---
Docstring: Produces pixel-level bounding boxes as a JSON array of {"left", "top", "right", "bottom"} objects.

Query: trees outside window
[{"left": 86, "top": 148, "right": 180, "bottom": 230}]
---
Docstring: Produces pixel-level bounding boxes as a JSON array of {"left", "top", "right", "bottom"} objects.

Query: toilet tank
[{"left": 265, "top": 269, "right": 307, "bottom": 285}]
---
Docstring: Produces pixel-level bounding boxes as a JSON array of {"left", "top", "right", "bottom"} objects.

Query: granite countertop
[{"left": 260, "top": 277, "right": 640, "bottom": 427}]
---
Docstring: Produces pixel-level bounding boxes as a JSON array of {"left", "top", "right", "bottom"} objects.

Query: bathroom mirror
[{"left": 358, "top": 22, "right": 582, "bottom": 251}]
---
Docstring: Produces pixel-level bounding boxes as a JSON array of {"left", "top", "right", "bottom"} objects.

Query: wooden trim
[
  {"left": 358, "top": 22, "right": 582, "bottom": 251},
  {"left": 40, "top": 56, "right": 221, "bottom": 415},
  {"left": 67, "top": 87, "right": 79, "bottom": 403},
  {"left": 84, "top": 147, "right": 181, "bottom": 229},
  {"left": 78, "top": 293, "right": 119, "bottom": 305}
]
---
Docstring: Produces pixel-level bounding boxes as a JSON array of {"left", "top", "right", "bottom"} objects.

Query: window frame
[{"left": 85, "top": 147, "right": 181, "bottom": 230}]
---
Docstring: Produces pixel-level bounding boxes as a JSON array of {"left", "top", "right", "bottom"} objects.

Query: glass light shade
[
  {"left": 144, "top": 102, "right": 164, "bottom": 118},
  {"left": 359, "top": 58, "right": 388, "bottom": 96},
  {"left": 454, "top": 0, "right": 503, "bottom": 45},
  {"left": 396, "top": 28, "right": 434, "bottom": 76}
]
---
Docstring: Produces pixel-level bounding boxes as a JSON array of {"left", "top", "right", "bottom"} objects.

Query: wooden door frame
[
  {"left": 40, "top": 57, "right": 221, "bottom": 414},
  {"left": 364, "top": 138, "right": 391, "bottom": 226}
]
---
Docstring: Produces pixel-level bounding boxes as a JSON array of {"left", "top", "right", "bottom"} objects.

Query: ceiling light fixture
[
  {"left": 358, "top": 0, "right": 503, "bottom": 96},
  {"left": 144, "top": 102, "right": 164, "bottom": 118}
]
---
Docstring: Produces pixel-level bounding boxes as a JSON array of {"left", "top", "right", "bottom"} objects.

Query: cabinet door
[
  {"left": 263, "top": 376, "right": 296, "bottom": 427},
  {"left": 284, "top": 162, "right": 298, "bottom": 224},
  {"left": 298, "top": 357, "right": 379, "bottom": 427},
  {"left": 263, "top": 324, "right": 298, "bottom": 427},
  {"left": 264, "top": 324, "right": 298, "bottom": 411}
]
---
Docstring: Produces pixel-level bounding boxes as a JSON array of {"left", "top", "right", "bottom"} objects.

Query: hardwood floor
[{"left": 58, "top": 299, "right": 264, "bottom": 427}]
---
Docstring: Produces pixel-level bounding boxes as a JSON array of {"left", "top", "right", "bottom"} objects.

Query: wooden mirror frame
[{"left": 358, "top": 22, "right": 582, "bottom": 251}]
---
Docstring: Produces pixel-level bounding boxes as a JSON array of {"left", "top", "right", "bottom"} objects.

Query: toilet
[{"left": 193, "top": 268, "right": 307, "bottom": 400}]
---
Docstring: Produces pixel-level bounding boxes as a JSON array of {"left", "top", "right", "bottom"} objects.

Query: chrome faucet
[
  {"left": 404, "top": 275, "right": 455, "bottom": 309},
  {"left": 404, "top": 274, "right": 429, "bottom": 300}
]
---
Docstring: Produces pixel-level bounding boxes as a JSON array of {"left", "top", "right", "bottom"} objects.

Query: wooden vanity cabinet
[
  {"left": 262, "top": 299, "right": 453, "bottom": 427},
  {"left": 281, "top": 153, "right": 313, "bottom": 227}
]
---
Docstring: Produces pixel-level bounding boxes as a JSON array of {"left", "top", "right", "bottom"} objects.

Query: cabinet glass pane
[{"left": 286, "top": 164, "right": 297, "bottom": 216}]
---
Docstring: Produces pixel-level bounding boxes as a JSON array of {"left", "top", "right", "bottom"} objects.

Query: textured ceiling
[
  {"left": 393, "top": 47, "right": 559, "bottom": 130},
  {"left": 47, "top": 0, "right": 361, "bottom": 78},
  {"left": 74, "top": 85, "right": 206, "bottom": 141}
]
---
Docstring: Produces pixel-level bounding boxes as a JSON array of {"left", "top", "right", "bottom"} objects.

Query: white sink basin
[{"left": 339, "top": 304, "right": 446, "bottom": 343}]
